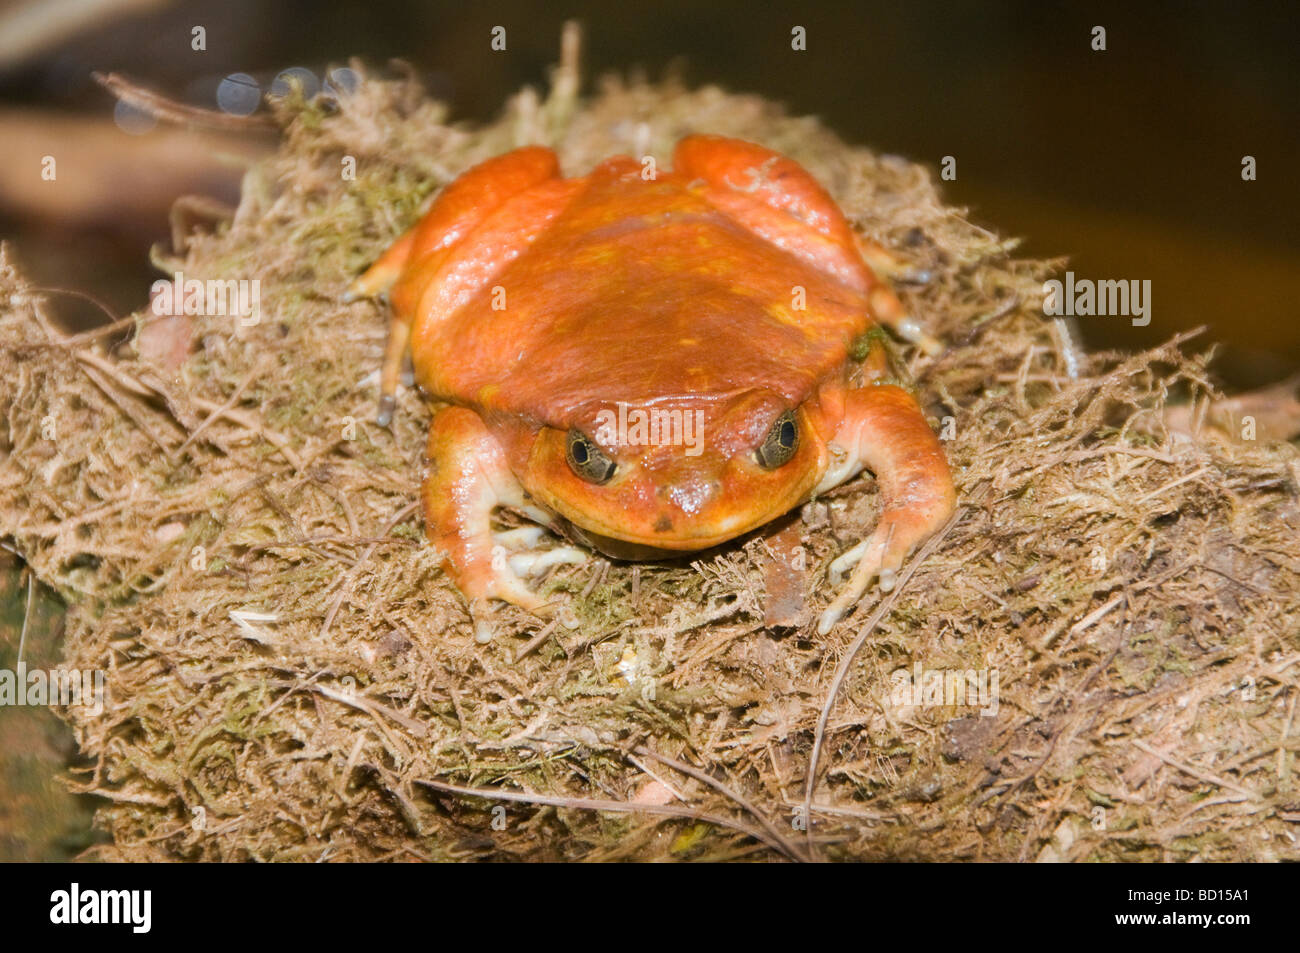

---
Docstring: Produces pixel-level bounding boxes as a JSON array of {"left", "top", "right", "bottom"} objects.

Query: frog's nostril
[
  {"left": 653, "top": 515, "right": 674, "bottom": 534},
  {"left": 663, "top": 473, "right": 720, "bottom": 516}
]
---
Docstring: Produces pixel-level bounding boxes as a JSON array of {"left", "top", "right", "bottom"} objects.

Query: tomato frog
[{"left": 346, "top": 135, "right": 955, "bottom": 639}]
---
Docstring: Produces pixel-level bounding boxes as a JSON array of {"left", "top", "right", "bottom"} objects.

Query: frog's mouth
[{"left": 551, "top": 517, "right": 704, "bottom": 562}]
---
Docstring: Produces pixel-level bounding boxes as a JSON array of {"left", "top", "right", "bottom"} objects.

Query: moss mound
[{"left": 1, "top": 51, "right": 1297, "bottom": 861}]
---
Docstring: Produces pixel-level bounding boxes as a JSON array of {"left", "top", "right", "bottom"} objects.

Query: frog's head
[{"left": 516, "top": 389, "right": 831, "bottom": 556}]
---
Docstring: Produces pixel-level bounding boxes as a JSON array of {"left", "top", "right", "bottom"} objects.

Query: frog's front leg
[
  {"left": 422, "top": 407, "right": 587, "bottom": 641},
  {"left": 816, "top": 385, "right": 955, "bottom": 634}
]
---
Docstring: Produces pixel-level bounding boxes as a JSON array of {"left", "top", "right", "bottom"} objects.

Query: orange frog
[{"left": 347, "top": 135, "right": 955, "bottom": 638}]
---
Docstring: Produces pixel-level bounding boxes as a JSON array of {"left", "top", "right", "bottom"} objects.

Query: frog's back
[{"left": 414, "top": 157, "right": 876, "bottom": 426}]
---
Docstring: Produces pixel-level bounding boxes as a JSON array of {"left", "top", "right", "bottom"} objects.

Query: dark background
[{"left": 1, "top": 0, "right": 1297, "bottom": 386}]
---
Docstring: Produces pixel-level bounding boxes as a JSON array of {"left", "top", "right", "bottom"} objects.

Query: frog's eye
[
  {"left": 566, "top": 430, "right": 617, "bottom": 484},
  {"left": 755, "top": 410, "right": 799, "bottom": 469}
]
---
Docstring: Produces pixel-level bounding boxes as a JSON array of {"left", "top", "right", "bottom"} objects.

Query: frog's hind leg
[
  {"left": 373, "top": 316, "right": 410, "bottom": 425},
  {"left": 674, "top": 135, "right": 858, "bottom": 248},
  {"left": 344, "top": 228, "right": 416, "bottom": 302},
  {"left": 347, "top": 146, "right": 561, "bottom": 303},
  {"left": 344, "top": 231, "right": 417, "bottom": 424},
  {"left": 816, "top": 384, "right": 955, "bottom": 634},
  {"left": 674, "top": 134, "right": 871, "bottom": 292},
  {"left": 675, "top": 135, "right": 942, "bottom": 355},
  {"left": 423, "top": 407, "right": 587, "bottom": 642},
  {"left": 346, "top": 146, "right": 563, "bottom": 424}
]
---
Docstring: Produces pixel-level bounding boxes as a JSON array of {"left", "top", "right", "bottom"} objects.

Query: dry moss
[{"left": 1, "top": 58, "right": 1297, "bottom": 862}]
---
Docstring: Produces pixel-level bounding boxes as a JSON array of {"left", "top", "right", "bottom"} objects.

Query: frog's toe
[
  {"left": 816, "top": 604, "right": 844, "bottom": 636},
  {"left": 494, "top": 526, "right": 548, "bottom": 549},
  {"left": 895, "top": 266, "right": 934, "bottom": 286},
  {"left": 818, "top": 569, "right": 877, "bottom": 636},
  {"left": 491, "top": 526, "right": 588, "bottom": 578},
  {"left": 472, "top": 537, "right": 586, "bottom": 621},
  {"left": 507, "top": 546, "right": 587, "bottom": 578},
  {"left": 827, "top": 539, "right": 869, "bottom": 582},
  {"left": 817, "top": 531, "right": 901, "bottom": 635},
  {"left": 468, "top": 600, "right": 501, "bottom": 644},
  {"left": 485, "top": 570, "right": 539, "bottom": 608},
  {"left": 895, "top": 316, "right": 943, "bottom": 357},
  {"left": 467, "top": 597, "right": 532, "bottom": 644},
  {"left": 475, "top": 565, "right": 558, "bottom": 624}
]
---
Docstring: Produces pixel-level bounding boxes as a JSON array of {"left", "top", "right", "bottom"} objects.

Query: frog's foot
[
  {"left": 855, "top": 234, "right": 934, "bottom": 286},
  {"left": 814, "top": 384, "right": 955, "bottom": 635},
  {"left": 423, "top": 406, "right": 586, "bottom": 642},
  {"left": 465, "top": 527, "right": 586, "bottom": 644},
  {"left": 818, "top": 521, "right": 899, "bottom": 635},
  {"left": 493, "top": 527, "right": 587, "bottom": 583},
  {"left": 867, "top": 283, "right": 943, "bottom": 357}
]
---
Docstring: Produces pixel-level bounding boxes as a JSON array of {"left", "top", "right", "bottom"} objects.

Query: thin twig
[
  {"left": 513, "top": 619, "right": 559, "bottom": 662},
  {"left": 802, "top": 505, "right": 966, "bottom": 859},
  {"left": 94, "top": 71, "right": 278, "bottom": 131},
  {"left": 635, "top": 745, "right": 807, "bottom": 862},
  {"left": 317, "top": 501, "right": 419, "bottom": 641},
  {"left": 76, "top": 360, "right": 178, "bottom": 462},
  {"left": 17, "top": 570, "right": 34, "bottom": 667},
  {"left": 22, "top": 286, "right": 120, "bottom": 326},
  {"left": 188, "top": 395, "right": 302, "bottom": 469},
  {"left": 1131, "top": 738, "right": 1262, "bottom": 802},
  {"left": 414, "top": 776, "right": 797, "bottom": 860},
  {"left": 178, "top": 358, "right": 265, "bottom": 454}
]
